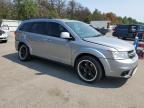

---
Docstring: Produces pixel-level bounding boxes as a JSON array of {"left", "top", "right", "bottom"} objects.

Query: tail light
[{"left": 139, "top": 43, "right": 144, "bottom": 48}]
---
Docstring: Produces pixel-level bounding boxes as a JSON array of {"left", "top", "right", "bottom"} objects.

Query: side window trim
[
  {"left": 29, "top": 22, "right": 49, "bottom": 36},
  {"left": 19, "top": 22, "right": 33, "bottom": 32},
  {"left": 48, "top": 21, "right": 75, "bottom": 40}
]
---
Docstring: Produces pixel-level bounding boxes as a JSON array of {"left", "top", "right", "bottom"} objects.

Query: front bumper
[
  {"left": 0, "top": 37, "right": 8, "bottom": 41},
  {"left": 120, "top": 67, "right": 137, "bottom": 78},
  {"left": 0, "top": 34, "right": 8, "bottom": 41},
  {"left": 100, "top": 55, "right": 138, "bottom": 78}
]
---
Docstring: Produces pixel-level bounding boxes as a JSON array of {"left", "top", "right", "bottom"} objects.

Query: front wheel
[
  {"left": 75, "top": 56, "right": 103, "bottom": 83},
  {"left": 18, "top": 44, "right": 31, "bottom": 61}
]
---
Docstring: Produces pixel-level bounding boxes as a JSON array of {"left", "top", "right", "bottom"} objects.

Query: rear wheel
[
  {"left": 18, "top": 44, "right": 31, "bottom": 61},
  {"left": 75, "top": 56, "right": 103, "bottom": 83}
]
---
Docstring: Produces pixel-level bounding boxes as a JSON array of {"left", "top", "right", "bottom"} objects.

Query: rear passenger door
[{"left": 28, "top": 22, "right": 51, "bottom": 57}]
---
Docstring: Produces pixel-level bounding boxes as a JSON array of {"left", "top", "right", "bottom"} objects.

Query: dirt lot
[{"left": 0, "top": 34, "right": 144, "bottom": 108}]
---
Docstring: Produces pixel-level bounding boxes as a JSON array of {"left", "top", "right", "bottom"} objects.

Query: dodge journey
[{"left": 15, "top": 19, "right": 138, "bottom": 83}]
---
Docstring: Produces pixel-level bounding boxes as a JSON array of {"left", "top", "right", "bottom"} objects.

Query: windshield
[{"left": 66, "top": 21, "right": 101, "bottom": 38}]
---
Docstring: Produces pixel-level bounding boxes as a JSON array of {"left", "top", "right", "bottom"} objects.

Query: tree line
[{"left": 0, "top": 0, "right": 142, "bottom": 24}]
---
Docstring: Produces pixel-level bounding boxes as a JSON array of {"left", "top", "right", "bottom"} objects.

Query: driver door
[{"left": 45, "top": 22, "right": 73, "bottom": 65}]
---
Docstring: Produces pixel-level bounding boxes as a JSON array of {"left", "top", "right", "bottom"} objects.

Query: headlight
[{"left": 112, "top": 51, "right": 129, "bottom": 59}]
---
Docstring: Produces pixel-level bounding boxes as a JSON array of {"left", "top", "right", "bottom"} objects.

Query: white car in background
[
  {"left": 0, "top": 29, "right": 9, "bottom": 43},
  {"left": 0, "top": 25, "right": 9, "bottom": 43}
]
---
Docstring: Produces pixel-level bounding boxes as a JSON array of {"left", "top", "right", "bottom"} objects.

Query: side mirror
[{"left": 60, "top": 32, "right": 72, "bottom": 39}]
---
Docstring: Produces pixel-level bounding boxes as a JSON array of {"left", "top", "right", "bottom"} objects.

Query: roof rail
[{"left": 23, "top": 17, "right": 55, "bottom": 21}]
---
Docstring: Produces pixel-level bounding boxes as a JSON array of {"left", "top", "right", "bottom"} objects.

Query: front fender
[
  {"left": 72, "top": 47, "right": 106, "bottom": 66},
  {"left": 71, "top": 48, "right": 112, "bottom": 75}
]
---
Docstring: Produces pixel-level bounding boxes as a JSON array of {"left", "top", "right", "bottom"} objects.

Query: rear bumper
[{"left": 15, "top": 40, "right": 19, "bottom": 51}]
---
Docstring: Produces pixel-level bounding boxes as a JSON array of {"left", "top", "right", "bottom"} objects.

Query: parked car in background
[
  {"left": 90, "top": 21, "right": 111, "bottom": 29},
  {"left": 113, "top": 24, "right": 144, "bottom": 40},
  {"left": 90, "top": 25, "right": 109, "bottom": 35},
  {"left": 0, "top": 29, "right": 8, "bottom": 43},
  {"left": 15, "top": 19, "right": 138, "bottom": 83},
  {"left": 0, "top": 19, "right": 21, "bottom": 32},
  {"left": 108, "top": 25, "right": 117, "bottom": 31},
  {"left": 90, "top": 21, "right": 111, "bottom": 35},
  {"left": 92, "top": 26, "right": 109, "bottom": 35}
]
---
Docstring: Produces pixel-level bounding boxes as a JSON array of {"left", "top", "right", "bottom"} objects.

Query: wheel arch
[
  {"left": 18, "top": 42, "right": 25, "bottom": 50},
  {"left": 74, "top": 53, "right": 105, "bottom": 77},
  {"left": 18, "top": 42, "right": 32, "bottom": 54}
]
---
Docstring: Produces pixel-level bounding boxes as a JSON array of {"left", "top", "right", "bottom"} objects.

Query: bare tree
[
  {"left": 67, "top": 0, "right": 77, "bottom": 19},
  {"left": 54, "top": 0, "right": 66, "bottom": 17}
]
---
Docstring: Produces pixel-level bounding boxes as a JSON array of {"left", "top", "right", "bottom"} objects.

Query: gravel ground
[{"left": 0, "top": 34, "right": 144, "bottom": 108}]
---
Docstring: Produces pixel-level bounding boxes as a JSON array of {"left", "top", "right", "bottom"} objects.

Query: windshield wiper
[
  {"left": 91, "top": 34, "right": 102, "bottom": 37},
  {"left": 82, "top": 34, "right": 102, "bottom": 39}
]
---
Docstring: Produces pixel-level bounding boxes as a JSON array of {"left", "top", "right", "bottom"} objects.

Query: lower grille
[{"left": 128, "top": 50, "right": 136, "bottom": 59}]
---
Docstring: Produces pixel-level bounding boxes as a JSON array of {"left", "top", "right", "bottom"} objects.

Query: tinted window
[
  {"left": 117, "top": 25, "right": 129, "bottom": 29},
  {"left": 48, "top": 22, "right": 68, "bottom": 37},
  {"left": 30, "top": 22, "right": 49, "bottom": 35},
  {"left": 139, "top": 26, "right": 144, "bottom": 31},
  {"left": 130, "top": 25, "right": 137, "bottom": 32},
  {"left": 19, "top": 22, "right": 33, "bottom": 32}
]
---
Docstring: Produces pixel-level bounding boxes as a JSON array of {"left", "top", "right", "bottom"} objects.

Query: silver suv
[{"left": 15, "top": 19, "right": 138, "bottom": 83}]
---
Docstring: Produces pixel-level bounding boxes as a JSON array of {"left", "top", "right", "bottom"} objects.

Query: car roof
[{"left": 22, "top": 18, "right": 80, "bottom": 24}]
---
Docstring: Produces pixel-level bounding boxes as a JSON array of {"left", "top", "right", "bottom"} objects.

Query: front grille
[
  {"left": 128, "top": 50, "right": 136, "bottom": 59},
  {"left": 0, "top": 38, "right": 6, "bottom": 39}
]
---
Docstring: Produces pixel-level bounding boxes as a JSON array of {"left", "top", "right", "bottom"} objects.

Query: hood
[{"left": 83, "top": 36, "right": 134, "bottom": 51}]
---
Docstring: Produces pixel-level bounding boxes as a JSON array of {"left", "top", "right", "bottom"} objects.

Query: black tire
[
  {"left": 75, "top": 56, "right": 103, "bottom": 83},
  {"left": 18, "top": 44, "right": 31, "bottom": 61}
]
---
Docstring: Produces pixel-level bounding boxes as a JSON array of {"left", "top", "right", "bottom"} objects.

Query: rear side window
[
  {"left": 130, "top": 25, "right": 137, "bottom": 32},
  {"left": 30, "top": 22, "right": 49, "bottom": 35},
  {"left": 139, "top": 26, "right": 144, "bottom": 31},
  {"left": 19, "top": 22, "right": 33, "bottom": 32},
  {"left": 48, "top": 22, "right": 68, "bottom": 37}
]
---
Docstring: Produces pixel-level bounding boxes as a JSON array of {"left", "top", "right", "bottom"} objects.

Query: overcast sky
[{"left": 76, "top": 0, "right": 144, "bottom": 22}]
